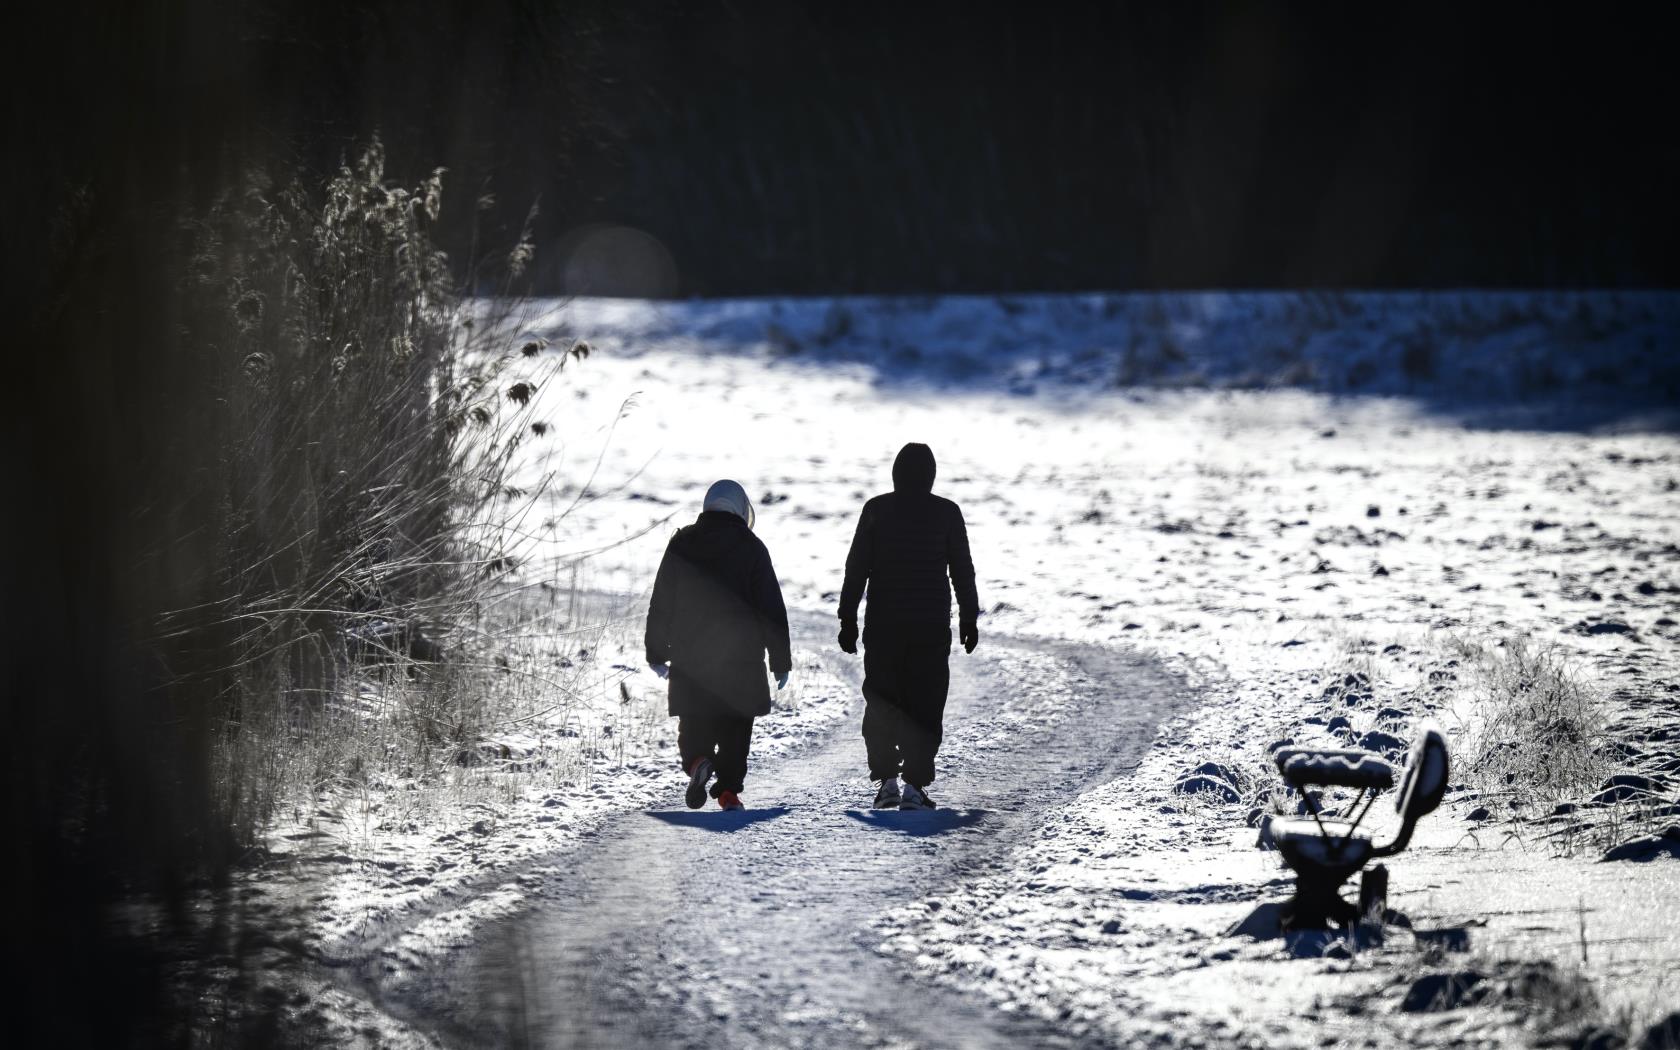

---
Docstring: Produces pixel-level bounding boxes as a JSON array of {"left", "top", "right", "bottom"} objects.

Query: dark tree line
[
  {"left": 181, "top": 0, "right": 1677, "bottom": 294},
  {"left": 21, "top": 1, "right": 1668, "bottom": 301},
  {"left": 535, "top": 2, "right": 1678, "bottom": 294}
]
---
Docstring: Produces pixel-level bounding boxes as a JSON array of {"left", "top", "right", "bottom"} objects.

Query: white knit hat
[{"left": 703, "top": 479, "right": 755, "bottom": 529}]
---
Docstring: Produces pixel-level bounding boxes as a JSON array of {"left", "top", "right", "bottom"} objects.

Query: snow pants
[
  {"left": 678, "top": 713, "right": 755, "bottom": 795},
  {"left": 860, "top": 622, "right": 951, "bottom": 787}
]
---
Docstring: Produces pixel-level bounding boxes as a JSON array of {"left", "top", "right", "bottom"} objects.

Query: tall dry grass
[{"left": 137, "top": 140, "right": 577, "bottom": 854}]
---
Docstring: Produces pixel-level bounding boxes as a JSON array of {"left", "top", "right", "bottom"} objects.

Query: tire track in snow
[{"left": 356, "top": 621, "right": 1187, "bottom": 1049}]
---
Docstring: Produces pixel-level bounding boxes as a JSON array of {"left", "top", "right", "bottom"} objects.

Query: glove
[
  {"left": 649, "top": 661, "right": 670, "bottom": 680},
  {"left": 838, "top": 620, "right": 858, "bottom": 655},
  {"left": 775, "top": 671, "right": 789, "bottom": 690},
  {"left": 960, "top": 619, "right": 978, "bottom": 654}
]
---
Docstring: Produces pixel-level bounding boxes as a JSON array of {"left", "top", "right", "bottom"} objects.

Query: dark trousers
[
  {"left": 678, "top": 713, "right": 755, "bottom": 795},
  {"left": 861, "top": 622, "right": 951, "bottom": 787}
]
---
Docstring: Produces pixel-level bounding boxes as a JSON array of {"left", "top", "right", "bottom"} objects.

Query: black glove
[
  {"left": 838, "top": 619, "right": 858, "bottom": 655},
  {"left": 960, "top": 619, "right": 978, "bottom": 654}
]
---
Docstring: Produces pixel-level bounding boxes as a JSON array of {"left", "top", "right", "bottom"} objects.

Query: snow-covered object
[{"left": 1275, "top": 748, "right": 1395, "bottom": 790}]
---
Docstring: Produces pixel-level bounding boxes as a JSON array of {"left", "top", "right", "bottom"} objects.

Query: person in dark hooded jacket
[
  {"left": 647, "top": 480, "right": 792, "bottom": 811},
  {"left": 837, "top": 443, "right": 980, "bottom": 811}
]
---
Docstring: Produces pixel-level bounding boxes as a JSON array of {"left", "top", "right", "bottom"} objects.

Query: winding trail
[{"left": 355, "top": 620, "right": 1187, "bottom": 1048}]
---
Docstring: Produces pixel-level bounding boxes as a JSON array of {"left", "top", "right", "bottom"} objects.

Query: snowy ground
[
  {"left": 181, "top": 591, "right": 860, "bottom": 1045},
  {"left": 350, "top": 634, "right": 1185, "bottom": 1049},
  {"left": 200, "top": 293, "right": 1679, "bottom": 1047}
]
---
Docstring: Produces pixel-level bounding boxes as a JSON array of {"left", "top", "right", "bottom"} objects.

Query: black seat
[{"left": 1269, "top": 723, "right": 1450, "bottom": 929}]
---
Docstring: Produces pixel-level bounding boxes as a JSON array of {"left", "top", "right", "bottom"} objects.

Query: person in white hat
[{"left": 646, "top": 480, "right": 792, "bottom": 811}]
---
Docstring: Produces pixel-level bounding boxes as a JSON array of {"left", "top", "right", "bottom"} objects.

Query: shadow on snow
[
  {"left": 516, "top": 293, "right": 1680, "bottom": 434},
  {"left": 1229, "top": 899, "right": 1477, "bottom": 958},
  {"left": 843, "top": 808, "right": 987, "bottom": 836},
  {"left": 646, "top": 806, "right": 792, "bottom": 831}
]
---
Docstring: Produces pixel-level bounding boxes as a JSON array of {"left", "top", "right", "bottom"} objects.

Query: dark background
[
  {"left": 15, "top": 0, "right": 1678, "bottom": 301},
  {"left": 499, "top": 2, "right": 1680, "bottom": 293}
]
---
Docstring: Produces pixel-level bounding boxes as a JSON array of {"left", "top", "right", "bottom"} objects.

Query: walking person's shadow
[
  {"left": 843, "top": 809, "right": 986, "bottom": 837},
  {"left": 647, "top": 806, "right": 792, "bottom": 831}
]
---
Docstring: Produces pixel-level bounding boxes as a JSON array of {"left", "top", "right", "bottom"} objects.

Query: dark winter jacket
[
  {"left": 838, "top": 443, "right": 980, "bottom": 630},
  {"left": 647, "top": 511, "right": 792, "bottom": 718}
]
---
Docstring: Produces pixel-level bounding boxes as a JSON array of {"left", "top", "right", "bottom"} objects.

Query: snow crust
[{"left": 223, "top": 291, "right": 1678, "bottom": 1045}]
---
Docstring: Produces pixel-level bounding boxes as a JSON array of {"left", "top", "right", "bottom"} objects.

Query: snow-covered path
[{"left": 350, "top": 620, "right": 1186, "bottom": 1048}]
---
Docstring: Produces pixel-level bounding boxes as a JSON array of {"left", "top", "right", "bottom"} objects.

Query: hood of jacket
[{"left": 891, "top": 443, "right": 936, "bottom": 494}]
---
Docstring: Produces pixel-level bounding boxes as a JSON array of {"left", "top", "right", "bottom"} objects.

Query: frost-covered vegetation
[
  {"left": 140, "top": 143, "right": 580, "bottom": 859},
  {"left": 1459, "top": 639, "right": 1610, "bottom": 812}
]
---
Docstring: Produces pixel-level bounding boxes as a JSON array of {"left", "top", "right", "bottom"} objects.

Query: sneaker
[
  {"left": 717, "top": 790, "right": 744, "bottom": 811},
  {"left": 899, "top": 783, "right": 937, "bottom": 811},
  {"left": 685, "top": 757, "right": 714, "bottom": 810},
  {"left": 872, "top": 780, "right": 901, "bottom": 810}
]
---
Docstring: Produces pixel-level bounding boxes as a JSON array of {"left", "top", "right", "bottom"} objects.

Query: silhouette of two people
[{"left": 646, "top": 444, "right": 979, "bottom": 812}]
